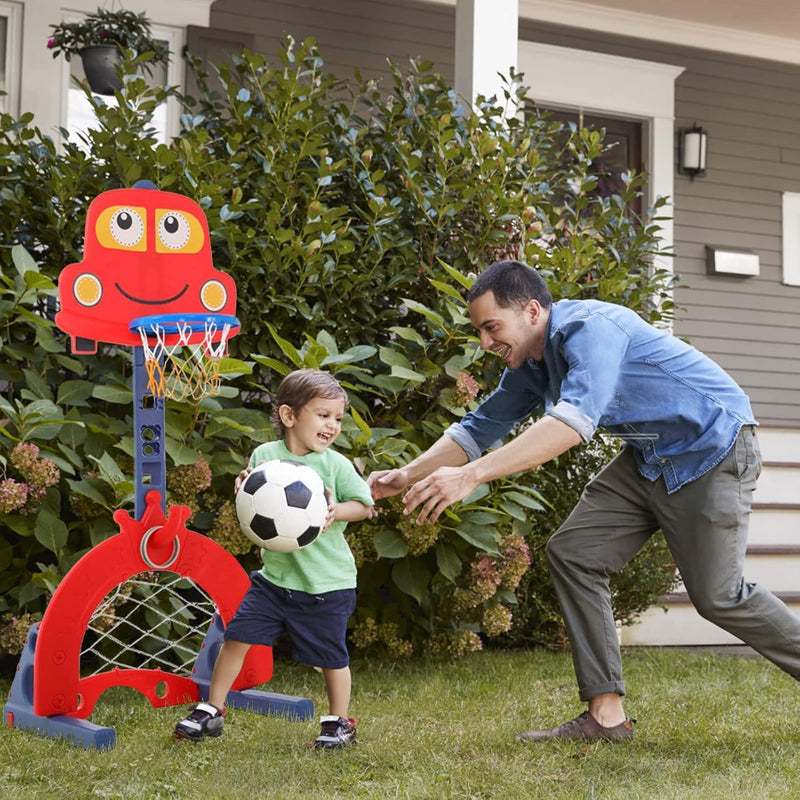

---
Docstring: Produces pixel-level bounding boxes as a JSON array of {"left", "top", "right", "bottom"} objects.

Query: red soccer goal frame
[{"left": 32, "top": 490, "right": 271, "bottom": 719}]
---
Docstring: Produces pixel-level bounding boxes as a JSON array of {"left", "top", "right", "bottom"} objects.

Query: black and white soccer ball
[{"left": 235, "top": 459, "right": 328, "bottom": 552}]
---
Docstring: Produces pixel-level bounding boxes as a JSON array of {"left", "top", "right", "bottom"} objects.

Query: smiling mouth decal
[{"left": 115, "top": 283, "right": 189, "bottom": 305}]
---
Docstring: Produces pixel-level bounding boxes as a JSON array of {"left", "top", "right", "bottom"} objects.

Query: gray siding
[
  {"left": 207, "top": 0, "right": 455, "bottom": 88},
  {"left": 199, "top": 1, "right": 800, "bottom": 427},
  {"left": 517, "top": 21, "right": 800, "bottom": 428}
]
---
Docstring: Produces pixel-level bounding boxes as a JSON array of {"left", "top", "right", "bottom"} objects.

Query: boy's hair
[
  {"left": 270, "top": 369, "right": 348, "bottom": 437},
  {"left": 466, "top": 259, "right": 553, "bottom": 310}
]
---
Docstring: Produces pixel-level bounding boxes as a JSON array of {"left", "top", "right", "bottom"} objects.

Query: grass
[{"left": 1, "top": 647, "right": 798, "bottom": 799}]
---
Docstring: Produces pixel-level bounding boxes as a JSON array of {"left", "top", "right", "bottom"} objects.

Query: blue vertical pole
[{"left": 132, "top": 346, "right": 167, "bottom": 519}]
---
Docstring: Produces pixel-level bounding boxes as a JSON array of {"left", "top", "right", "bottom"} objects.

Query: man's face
[{"left": 468, "top": 290, "right": 543, "bottom": 369}]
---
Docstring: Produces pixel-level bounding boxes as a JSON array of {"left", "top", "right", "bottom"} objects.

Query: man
[{"left": 368, "top": 259, "right": 800, "bottom": 742}]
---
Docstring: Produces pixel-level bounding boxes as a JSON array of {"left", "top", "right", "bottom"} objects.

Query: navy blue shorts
[{"left": 224, "top": 571, "right": 356, "bottom": 669}]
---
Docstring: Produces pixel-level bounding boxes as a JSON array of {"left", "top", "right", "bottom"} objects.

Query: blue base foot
[
  {"left": 3, "top": 624, "right": 116, "bottom": 750},
  {"left": 194, "top": 681, "right": 314, "bottom": 721},
  {"left": 5, "top": 706, "right": 116, "bottom": 750}
]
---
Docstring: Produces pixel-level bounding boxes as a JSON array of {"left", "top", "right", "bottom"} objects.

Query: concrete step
[
  {"left": 755, "top": 427, "right": 800, "bottom": 463},
  {"left": 748, "top": 506, "right": 800, "bottom": 547},
  {"left": 669, "top": 547, "right": 800, "bottom": 595},
  {"left": 753, "top": 463, "right": 800, "bottom": 505},
  {"left": 620, "top": 593, "right": 800, "bottom": 647}
]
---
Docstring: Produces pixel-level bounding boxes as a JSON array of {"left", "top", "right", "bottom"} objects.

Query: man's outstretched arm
[
  {"left": 367, "top": 434, "right": 469, "bottom": 501},
  {"left": 403, "top": 415, "right": 582, "bottom": 523}
]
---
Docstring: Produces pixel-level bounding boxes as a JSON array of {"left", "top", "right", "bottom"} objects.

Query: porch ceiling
[
  {"left": 430, "top": 0, "right": 800, "bottom": 64},
  {"left": 579, "top": 0, "right": 800, "bottom": 41}
]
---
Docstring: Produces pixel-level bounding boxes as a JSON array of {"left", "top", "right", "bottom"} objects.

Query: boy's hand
[
  {"left": 320, "top": 488, "right": 336, "bottom": 533},
  {"left": 234, "top": 465, "right": 253, "bottom": 494},
  {"left": 322, "top": 502, "right": 336, "bottom": 533}
]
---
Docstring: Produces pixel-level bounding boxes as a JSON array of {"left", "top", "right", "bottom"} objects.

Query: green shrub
[{"left": 0, "top": 37, "right": 678, "bottom": 662}]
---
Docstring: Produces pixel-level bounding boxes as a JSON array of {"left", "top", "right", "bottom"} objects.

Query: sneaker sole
[
  {"left": 313, "top": 738, "right": 357, "bottom": 749},
  {"left": 173, "top": 728, "right": 223, "bottom": 743}
]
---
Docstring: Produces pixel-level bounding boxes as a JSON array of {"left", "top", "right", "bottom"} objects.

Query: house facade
[{"left": 4, "top": 0, "right": 799, "bottom": 646}]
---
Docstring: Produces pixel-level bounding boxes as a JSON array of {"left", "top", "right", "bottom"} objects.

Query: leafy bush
[{"left": 0, "top": 38, "right": 678, "bottom": 662}]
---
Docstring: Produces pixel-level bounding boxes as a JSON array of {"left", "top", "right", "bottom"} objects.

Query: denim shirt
[{"left": 445, "top": 299, "right": 756, "bottom": 493}]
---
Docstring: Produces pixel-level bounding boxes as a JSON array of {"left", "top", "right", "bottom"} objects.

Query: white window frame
[
  {"left": 151, "top": 22, "right": 184, "bottom": 140},
  {"left": 782, "top": 192, "right": 800, "bottom": 287},
  {"left": 59, "top": 16, "right": 184, "bottom": 144},
  {"left": 0, "top": 0, "right": 22, "bottom": 116},
  {"left": 517, "top": 42, "right": 684, "bottom": 279}
]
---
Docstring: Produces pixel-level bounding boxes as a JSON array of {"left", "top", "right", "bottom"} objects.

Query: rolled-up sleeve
[
  {"left": 443, "top": 422, "right": 482, "bottom": 461},
  {"left": 547, "top": 401, "right": 596, "bottom": 441}
]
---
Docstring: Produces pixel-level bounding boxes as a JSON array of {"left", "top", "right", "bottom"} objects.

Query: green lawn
[{"left": 1, "top": 647, "right": 798, "bottom": 799}]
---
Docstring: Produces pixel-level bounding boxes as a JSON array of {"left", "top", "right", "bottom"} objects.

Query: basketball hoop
[{"left": 130, "top": 313, "right": 239, "bottom": 401}]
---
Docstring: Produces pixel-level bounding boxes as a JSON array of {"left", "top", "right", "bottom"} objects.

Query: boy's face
[{"left": 280, "top": 396, "right": 345, "bottom": 456}]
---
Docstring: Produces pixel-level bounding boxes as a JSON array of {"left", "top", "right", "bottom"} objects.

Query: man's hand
[
  {"left": 367, "top": 468, "right": 409, "bottom": 502},
  {"left": 402, "top": 465, "right": 478, "bottom": 524}
]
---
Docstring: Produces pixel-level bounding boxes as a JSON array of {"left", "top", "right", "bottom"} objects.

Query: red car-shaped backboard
[{"left": 56, "top": 184, "right": 238, "bottom": 354}]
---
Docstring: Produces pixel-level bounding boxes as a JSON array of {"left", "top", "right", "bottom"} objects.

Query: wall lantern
[
  {"left": 678, "top": 124, "right": 708, "bottom": 180},
  {"left": 706, "top": 246, "right": 759, "bottom": 277}
]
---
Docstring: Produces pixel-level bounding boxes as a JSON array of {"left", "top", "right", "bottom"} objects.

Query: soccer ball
[{"left": 235, "top": 459, "right": 328, "bottom": 552}]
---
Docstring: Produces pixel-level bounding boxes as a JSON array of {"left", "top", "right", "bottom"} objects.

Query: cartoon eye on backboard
[
  {"left": 95, "top": 206, "right": 147, "bottom": 251},
  {"left": 155, "top": 210, "right": 204, "bottom": 253}
]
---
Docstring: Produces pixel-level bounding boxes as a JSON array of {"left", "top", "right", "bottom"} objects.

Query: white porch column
[{"left": 454, "top": 0, "right": 519, "bottom": 109}]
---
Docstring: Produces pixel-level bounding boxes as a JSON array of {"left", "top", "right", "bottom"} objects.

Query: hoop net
[
  {"left": 133, "top": 317, "right": 233, "bottom": 401},
  {"left": 82, "top": 572, "right": 217, "bottom": 678}
]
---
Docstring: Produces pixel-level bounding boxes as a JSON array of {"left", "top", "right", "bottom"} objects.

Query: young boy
[{"left": 174, "top": 369, "right": 373, "bottom": 748}]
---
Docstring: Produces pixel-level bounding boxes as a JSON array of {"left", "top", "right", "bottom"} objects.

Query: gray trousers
[{"left": 546, "top": 426, "right": 800, "bottom": 701}]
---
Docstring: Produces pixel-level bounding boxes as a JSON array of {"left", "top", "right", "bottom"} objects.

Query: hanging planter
[
  {"left": 79, "top": 44, "right": 124, "bottom": 95},
  {"left": 47, "top": 7, "right": 169, "bottom": 94}
]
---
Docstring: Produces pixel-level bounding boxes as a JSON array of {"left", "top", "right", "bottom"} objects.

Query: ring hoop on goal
[{"left": 130, "top": 313, "right": 239, "bottom": 401}]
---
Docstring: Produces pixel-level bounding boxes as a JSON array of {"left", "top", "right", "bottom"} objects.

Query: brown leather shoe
[{"left": 518, "top": 711, "right": 634, "bottom": 742}]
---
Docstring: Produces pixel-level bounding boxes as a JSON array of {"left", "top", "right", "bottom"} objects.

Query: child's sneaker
[
  {"left": 314, "top": 715, "right": 357, "bottom": 749},
  {"left": 173, "top": 702, "right": 225, "bottom": 742}
]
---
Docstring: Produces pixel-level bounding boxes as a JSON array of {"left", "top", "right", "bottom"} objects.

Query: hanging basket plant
[
  {"left": 47, "top": 6, "right": 170, "bottom": 95},
  {"left": 77, "top": 44, "right": 125, "bottom": 95}
]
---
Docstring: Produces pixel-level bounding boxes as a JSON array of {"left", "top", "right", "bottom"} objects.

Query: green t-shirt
[{"left": 247, "top": 440, "right": 373, "bottom": 594}]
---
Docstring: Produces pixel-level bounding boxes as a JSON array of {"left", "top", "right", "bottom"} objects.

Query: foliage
[
  {"left": 0, "top": 37, "right": 678, "bottom": 662},
  {"left": 47, "top": 7, "right": 169, "bottom": 72}
]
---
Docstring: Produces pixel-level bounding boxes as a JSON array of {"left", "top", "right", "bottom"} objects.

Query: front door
[{"left": 542, "top": 108, "right": 644, "bottom": 218}]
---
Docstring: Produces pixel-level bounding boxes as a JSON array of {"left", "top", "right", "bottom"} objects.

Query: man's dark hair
[{"left": 466, "top": 260, "right": 553, "bottom": 309}]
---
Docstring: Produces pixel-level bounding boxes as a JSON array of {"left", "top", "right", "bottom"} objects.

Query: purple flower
[
  {"left": 47, "top": 37, "right": 57, "bottom": 49},
  {"left": 0, "top": 479, "right": 28, "bottom": 514},
  {"left": 454, "top": 371, "right": 480, "bottom": 407}
]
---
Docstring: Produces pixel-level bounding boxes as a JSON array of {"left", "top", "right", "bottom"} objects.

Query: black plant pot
[{"left": 79, "top": 44, "right": 123, "bottom": 95}]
